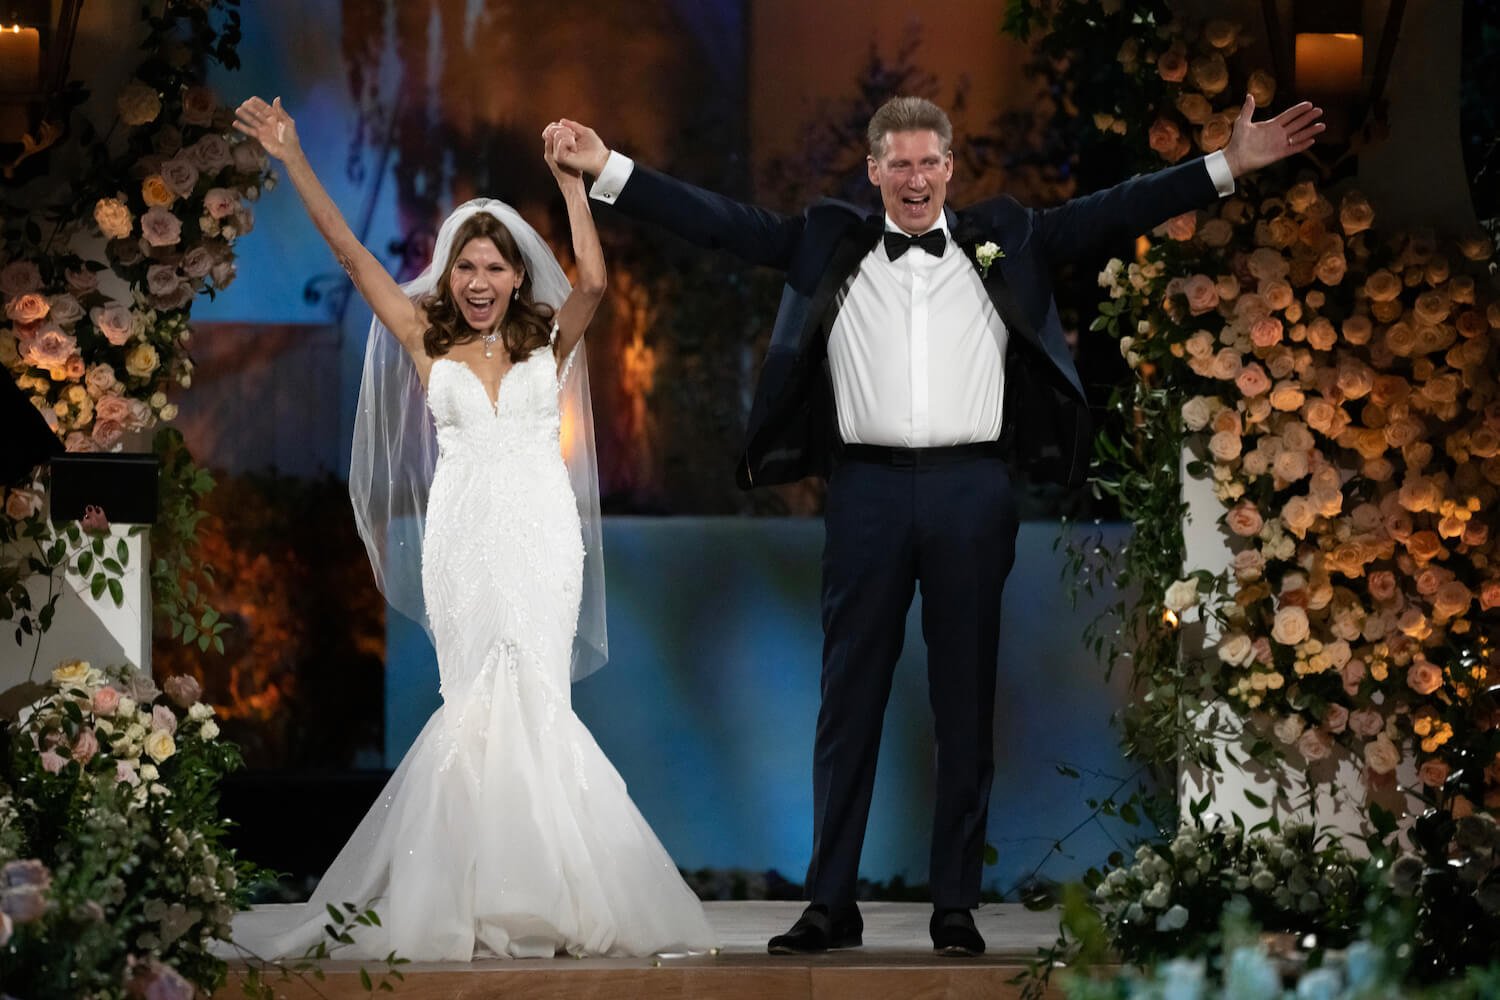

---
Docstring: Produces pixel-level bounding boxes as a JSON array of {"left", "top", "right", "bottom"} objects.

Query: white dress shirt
[{"left": 591, "top": 150, "right": 1237, "bottom": 449}]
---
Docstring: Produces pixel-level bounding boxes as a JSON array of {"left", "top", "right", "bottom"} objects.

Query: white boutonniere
[{"left": 974, "top": 241, "right": 1005, "bottom": 277}]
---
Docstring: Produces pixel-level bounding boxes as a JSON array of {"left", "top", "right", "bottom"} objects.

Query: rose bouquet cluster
[
  {"left": 1102, "top": 175, "right": 1500, "bottom": 808},
  {"left": 0, "top": 658, "right": 254, "bottom": 997},
  {"left": 1091, "top": 819, "right": 1364, "bottom": 968}
]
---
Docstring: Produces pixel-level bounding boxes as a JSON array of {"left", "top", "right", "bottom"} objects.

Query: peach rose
[
  {"left": 1365, "top": 269, "right": 1402, "bottom": 302},
  {"left": 1211, "top": 407, "right": 1242, "bottom": 436},
  {"left": 1250, "top": 317, "right": 1284, "bottom": 348},
  {"left": 1208, "top": 430, "right": 1242, "bottom": 462},
  {"left": 1273, "top": 449, "right": 1310, "bottom": 483},
  {"left": 141, "top": 174, "right": 175, "bottom": 208},
  {"left": 1341, "top": 659, "right": 1367, "bottom": 696},
  {"left": 5, "top": 292, "right": 49, "bottom": 324},
  {"left": 203, "top": 187, "right": 237, "bottom": 220},
  {"left": 1200, "top": 218, "right": 1234, "bottom": 248},
  {"left": 1157, "top": 42, "right": 1188, "bottom": 82},
  {"left": 1339, "top": 191, "right": 1375, "bottom": 234},
  {"left": 1232, "top": 549, "right": 1265, "bottom": 581},
  {"left": 1260, "top": 279, "right": 1294, "bottom": 310},
  {"left": 1433, "top": 580, "right": 1472, "bottom": 620},
  {"left": 1281, "top": 496, "right": 1317, "bottom": 537},
  {"left": 1324, "top": 704, "right": 1350, "bottom": 734},
  {"left": 1236, "top": 363, "right": 1272, "bottom": 397},
  {"left": 1176, "top": 93, "right": 1212, "bottom": 125},
  {"left": 1211, "top": 348, "right": 1244, "bottom": 380},
  {"left": 1407, "top": 659, "right": 1444, "bottom": 695},
  {"left": 1148, "top": 117, "right": 1190, "bottom": 163},
  {"left": 1418, "top": 759, "right": 1451, "bottom": 789},
  {"left": 1199, "top": 116, "right": 1233, "bottom": 153},
  {"left": 1190, "top": 52, "right": 1229, "bottom": 95},
  {"left": 1163, "top": 211, "right": 1197, "bottom": 241},
  {"left": 1298, "top": 728, "right": 1334, "bottom": 763},
  {"left": 1480, "top": 580, "right": 1500, "bottom": 610},
  {"left": 180, "top": 84, "right": 218, "bottom": 127},
  {"left": 1272, "top": 605, "right": 1310, "bottom": 645},
  {"left": 1248, "top": 69, "right": 1276, "bottom": 107},
  {"left": 1269, "top": 381, "right": 1305, "bottom": 412},
  {"left": 1226, "top": 501, "right": 1264, "bottom": 537}
]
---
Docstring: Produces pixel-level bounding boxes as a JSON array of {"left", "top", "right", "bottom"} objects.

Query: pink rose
[
  {"left": 1183, "top": 274, "right": 1219, "bottom": 315},
  {"left": 39, "top": 749, "right": 67, "bottom": 774},
  {"left": 90, "top": 304, "right": 134, "bottom": 346},
  {"left": 64, "top": 267, "right": 100, "bottom": 294},
  {"left": 1407, "top": 660, "right": 1444, "bottom": 695},
  {"left": 188, "top": 134, "right": 233, "bottom": 173},
  {"left": 150, "top": 704, "right": 178, "bottom": 734},
  {"left": 146, "top": 263, "right": 182, "bottom": 297},
  {"left": 1341, "top": 659, "right": 1367, "bottom": 696},
  {"left": 202, "top": 187, "right": 237, "bottom": 219},
  {"left": 22, "top": 325, "right": 77, "bottom": 376},
  {"left": 210, "top": 259, "right": 236, "bottom": 289},
  {"left": 85, "top": 364, "right": 119, "bottom": 398},
  {"left": 163, "top": 673, "right": 202, "bottom": 708},
  {"left": 159, "top": 155, "right": 199, "bottom": 198},
  {"left": 1348, "top": 707, "right": 1383, "bottom": 737},
  {"left": 93, "top": 686, "right": 121, "bottom": 715},
  {"left": 140, "top": 206, "right": 182, "bottom": 248},
  {"left": 0, "top": 260, "right": 42, "bottom": 297},
  {"left": 116, "top": 759, "right": 140, "bottom": 786},
  {"left": 1231, "top": 549, "right": 1265, "bottom": 581},
  {"left": 1324, "top": 704, "right": 1349, "bottom": 734},
  {"left": 1225, "top": 502, "right": 1263, "bottom": 537},
  {"left": 181, "top": 245, "right": 213, "bottom": 279},
  {"left": 233, "top": 139, "right": 269, "bottom": 173},
  {"left": 1418, "top": 759, "right": 1451, "bottom": 789},
  {"left": 1162, "top": 211, "right": 1197, "bottom": 241},
  {"left": 71, "top": 728, "right": 99, "bottom": 764},
  {"left": 92, "top": 420, "right": 124, "bottom": 449},
  {"left": 95, "top": 394, "right": 132, "bottom": 425},
  {"left": 1297, "top": 728, "right": 1334, "bottom": 762},
  {"left": 1236, "top": 363, "right": 1272, "bottom": 397},
  {"left": 0, "top": 887, "right": 45, "bottom": 923}
]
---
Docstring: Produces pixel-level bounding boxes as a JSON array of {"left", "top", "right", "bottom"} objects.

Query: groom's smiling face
[{"left": 868, "top": 129, "right": 953, "bottom": 236}]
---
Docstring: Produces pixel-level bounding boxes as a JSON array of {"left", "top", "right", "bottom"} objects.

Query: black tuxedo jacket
[{"left": 607, "top": 157, "right": 1221, "bottom": 489}]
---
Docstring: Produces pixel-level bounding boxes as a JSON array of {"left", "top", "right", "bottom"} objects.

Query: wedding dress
[{"left": 228, "top": 340, "right": 717, "bottom": 961}]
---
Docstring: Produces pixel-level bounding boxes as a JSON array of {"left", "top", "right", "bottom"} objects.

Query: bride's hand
[
  {"left": 233, "top": 96, "right": 300, "bottom": 162},
  {"left": 543, "top": 125, "right": 583, "bottom": 187}
]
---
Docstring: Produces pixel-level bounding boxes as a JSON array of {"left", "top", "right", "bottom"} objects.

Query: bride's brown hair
[{"left": 421, "top": 214, "right": 556, "bottom": 362}]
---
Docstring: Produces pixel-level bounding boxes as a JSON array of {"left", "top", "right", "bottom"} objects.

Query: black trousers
[{"left": 805, "top": 451, "right": 1019, "bottom": 911}]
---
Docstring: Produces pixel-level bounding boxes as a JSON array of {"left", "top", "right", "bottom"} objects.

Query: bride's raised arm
[
  {"left": 233, "top": 96, "right": 425, "bottom": 357},
  {"left": 542, "top": 125, "right": 606, "bottom": 366}
]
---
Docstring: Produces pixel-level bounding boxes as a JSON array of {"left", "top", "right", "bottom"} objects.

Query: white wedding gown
[{"left": 228, "top": 344, "right": 717, "bottom": 961}]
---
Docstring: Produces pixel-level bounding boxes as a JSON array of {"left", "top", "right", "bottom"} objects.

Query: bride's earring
[{"left": 512, "top": 287, "right": 520, "bottom": 301}]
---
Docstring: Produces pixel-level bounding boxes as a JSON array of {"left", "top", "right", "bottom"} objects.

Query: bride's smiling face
[{"left": 447, "top": 237, "right": 525, "bottom": 333}]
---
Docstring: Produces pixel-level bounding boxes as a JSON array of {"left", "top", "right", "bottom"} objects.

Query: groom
[{"left": 549, "top": 94, "right": 1321, "bottom": 955}]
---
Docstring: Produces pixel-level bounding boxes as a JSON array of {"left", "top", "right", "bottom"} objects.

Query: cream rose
[
  {"left": 1181, "top": 395, "right": 1216, "bottom": 431},
  {"left": 1272, "top": 605, "right": 1310, "bottom": 645},
  {"left": 1273, "top": 714, "right": 1306, "bottom": 745},
  {"left": 1364, "top": 736, "right": 1400, "bottom": 775},
  {"left": 117, "top": 80, "right": 161, "bottom": 126},
  {"left": 1218, "top": 632, "right": 1256, "bottom": 666},
  {"left": 125, "top": 343, "right": 160, "bottom": 378},
  {"left": 1164, "top": 578, "right": 1200, "bottom": 614},
  {"left": 143, "top": 728, "right": 177, "bottom": 763},
  {"left": 1189, "top": 52, "right": 1229, "bottom": 95},
  {"left": 93, "top": 197, "right": 133, "bottom": 240},
  {"left": 1208, "top": 430, "right": 1242, "bottom": 462},
  {"left": 51, "top": 659, "right": 93, "bottom": 689}
]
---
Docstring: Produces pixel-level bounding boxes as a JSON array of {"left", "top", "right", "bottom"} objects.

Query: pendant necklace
[{"left": 482, "top": 331, "right": 499, "bottom": 358}]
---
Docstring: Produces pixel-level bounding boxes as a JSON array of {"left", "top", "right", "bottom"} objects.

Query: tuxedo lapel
[{"left": 950, "top": 212, "right": 1040, "bottom": 355}]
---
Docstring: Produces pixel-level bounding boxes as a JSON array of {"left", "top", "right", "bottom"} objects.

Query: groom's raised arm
[{"left": 549, "top": 118, "right": 804, "bottom": 271}]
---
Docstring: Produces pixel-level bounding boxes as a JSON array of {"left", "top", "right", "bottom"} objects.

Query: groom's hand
[
  {"left": 544, "top": 118, "right": 610, "bottom": 177},
  {"left": 1222, "top": 96, "right": 1325, "bottom": 178}
]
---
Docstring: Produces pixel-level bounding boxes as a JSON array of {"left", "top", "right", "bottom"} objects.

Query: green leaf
[
  {"left": 360, "top": 970, "right": 373, "bottom": 991},
  {"left": 1243, "top": 789, "right": 1268, "bottom": 809},
  {"left": 117, "top": 538, "right": 129, "bottom": 563},
  {"left": 326, "top": 903, "right": 345, "bottom": 925},
  {"left": 108, "top": 579, "right": 124, "bottom": 606},
  {"left": 90, "top": 574, "right": 107, "bottom": 600}
]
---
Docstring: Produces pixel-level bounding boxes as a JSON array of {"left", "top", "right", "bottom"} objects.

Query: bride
[{"left": 226, "top": 97, "right": 716, "bottom": 961}]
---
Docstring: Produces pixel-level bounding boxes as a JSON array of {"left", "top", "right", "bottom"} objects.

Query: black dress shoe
[
  {"left": 930, "top": 908, "right": 985, "bottom": 956},
  {"left": 767, "top": 903, "right": 864, "bottom": 954}
]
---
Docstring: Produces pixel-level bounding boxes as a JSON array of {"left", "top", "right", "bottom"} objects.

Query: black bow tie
[{"left": 884, "top": 229, "right": 946, "bottom": 261}]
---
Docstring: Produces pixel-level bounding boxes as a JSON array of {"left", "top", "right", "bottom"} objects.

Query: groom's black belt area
[{"left": 838, "top": 441, "right": 1005, "bottom": 467}]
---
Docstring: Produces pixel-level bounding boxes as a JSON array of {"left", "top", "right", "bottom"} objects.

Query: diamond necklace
[{"left": 482, "top": 330, "right": 499, "bottom": 358}]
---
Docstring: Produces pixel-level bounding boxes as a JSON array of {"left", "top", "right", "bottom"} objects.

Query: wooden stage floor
[{"left": 216, "top": 901, "right": 1069, "bottom": 999}]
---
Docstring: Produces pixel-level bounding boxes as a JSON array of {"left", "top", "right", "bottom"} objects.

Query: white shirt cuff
[
  {"left": 1204, "top": 150, "right": 1235, "bottom": 197},
  {"left": 589, "top": 151, "right": 635, "bottom": 204}
]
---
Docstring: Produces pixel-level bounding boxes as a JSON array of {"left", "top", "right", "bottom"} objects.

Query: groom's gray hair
[{"left": 867, "top": 96, "right": 953, "bottom": 159}]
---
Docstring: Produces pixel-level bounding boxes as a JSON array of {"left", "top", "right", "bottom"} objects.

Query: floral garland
[
  {"left": 0, "top": 659, "right": 252, "bottom": 996},
  {"left": 1009, "top": 0, "right": 1500, "bottom": 815},
  {"left": 0, "top": 0, "right": 270, "bottom": 653}
]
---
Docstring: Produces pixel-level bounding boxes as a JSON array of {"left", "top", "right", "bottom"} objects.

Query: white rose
[
  {"left": 199, "top": 719, "right": 219, "bottom": 740},
  {"left": 1181, "top": 396, "right": 1216, "bottom": 432},
  {"left": 1164, "top": 578, "right": 1200, "bottom": 614}
]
